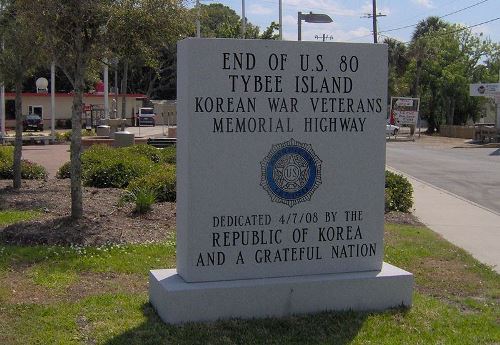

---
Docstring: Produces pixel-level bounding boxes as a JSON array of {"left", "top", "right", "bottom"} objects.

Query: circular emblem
[{"left": 260, "top": 139, "right": 322, "bottom": 207}]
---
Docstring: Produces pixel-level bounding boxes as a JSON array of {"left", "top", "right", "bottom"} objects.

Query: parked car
[
  {"left": 23, "top": 114, "right": 44, "bottom": 132},
  {"left": 137, "top": 107, "right": 156, "bottom": 126},
  {"left": 386, "top": 124, "right": 399, "bottom": 136}
]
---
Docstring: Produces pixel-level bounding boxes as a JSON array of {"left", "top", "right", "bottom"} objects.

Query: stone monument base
[{"left": 149, "top": 262, "right": 413, "bottom": 324}]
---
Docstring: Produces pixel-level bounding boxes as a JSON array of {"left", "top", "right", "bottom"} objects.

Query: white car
[
  {"left": 137, "top": 107, "right": 156, "bottom": 126},
  {"left": 386, "top": 124, "right": 399, "bottom": 136}
]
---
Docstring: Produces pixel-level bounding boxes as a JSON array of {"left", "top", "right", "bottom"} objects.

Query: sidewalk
[{"left": 388, "top": 167, "right": 500, "bottom": 273}]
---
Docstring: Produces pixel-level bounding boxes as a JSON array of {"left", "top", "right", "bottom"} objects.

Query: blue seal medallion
[{"left": 261, "top": 139, "right": 322, "bottom": 207}]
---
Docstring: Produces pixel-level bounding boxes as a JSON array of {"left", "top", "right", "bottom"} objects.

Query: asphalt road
[{"left": 386, "top": 141, "right": 500, "bottom": 215}]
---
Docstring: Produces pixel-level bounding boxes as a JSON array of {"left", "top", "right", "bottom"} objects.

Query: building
[{"left": 2, "top": 92, "right": 147, "bottom": 129}]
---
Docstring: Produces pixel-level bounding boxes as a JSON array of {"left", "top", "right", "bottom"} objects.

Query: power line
[
  {"left": 379, "top": 0, "right": 489, "bottom": 34},
  {"left": 399, "top": 16, "right": 500, "bottom": 44},
  {"left": 347, "top": 0, "right": 491, "bottom": 42}
]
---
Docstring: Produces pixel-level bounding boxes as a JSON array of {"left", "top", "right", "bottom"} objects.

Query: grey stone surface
[
  {"left": 177, "top": 38, "right": 388, "bottom": 282},
  {"left": 149, "top": 262, "right": 413, "bottom": 324}
]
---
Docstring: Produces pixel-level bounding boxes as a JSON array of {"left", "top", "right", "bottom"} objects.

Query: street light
[{"left": 298, "top": 11, "right": 333, "bottom": 41}]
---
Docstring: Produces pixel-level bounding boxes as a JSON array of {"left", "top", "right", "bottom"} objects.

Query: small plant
[
  {"left": 385, "top": 171, "right": 413, "bottom": 213},
  {"left": 56, "top": 129, "right": 96, "bottom": 142},
  {"left": 21, "top": 160, "right": 48, "bottom": 180},
  {"left": 56, "top": 161, "right": 71, "bottom": 179},
  {"left": 127, "top": 187, "right": 157, "bottom": 214}
]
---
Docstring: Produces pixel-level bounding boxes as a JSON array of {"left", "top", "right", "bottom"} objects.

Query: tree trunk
[
  {"left": 120, "top": 60, "right": 128, "bottom": 131},
  {"left": 411, "top": 59, "right": 422, "bottom": 98},
  {"left": 70, "top": 58, "right": 85, "bottom": 220},
  {"left": 13, "top": 80, "right": 23, "bottom": 189},
  {"left": 427, "top": 89, "right": 438, "bottom": 134},
  {"left": 450, "top": 98, "right": 455, "bottom": 125},
  {"left": 446, "top": 97, "right": 452, "bottom": 125}
]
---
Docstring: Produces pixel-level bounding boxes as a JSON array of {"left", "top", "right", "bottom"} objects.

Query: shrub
[
  {"left": 126, "top": 187, "right": 157, "bottom": 214},
  {"left": 0, "top": 146, "right": 47, "bottom": 180},
  {"left": 385, "top": 171, "right": 413, "bottom": 213},
  {"left": 158, "top": 146, "right": 176, "bottom": 164},
  {"left": 123, "top": 144, "right": 161, "bottom": 163},
  {"left": 0, "top": 145, "right": 13, "bottom": 162},
  {"left": 81, "top": 145, "right": 155, "bottom": 188},
  {"left": 127, "top": 164, "right": 176, "bottom": 202},
  {"left": 57, "top": 161, "right": 71, "bottom": 179},
  {"left": 21, "top": 160, "right": 48, "bottom": 180},
  {"left": 78, "top": 144, "right": 176, "bottom": 189},
  {"left": 83, "top": 155, "right": 153, "bottom": 188}
]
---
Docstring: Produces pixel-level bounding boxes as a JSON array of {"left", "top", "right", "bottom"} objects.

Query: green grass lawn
[
  {"left": 0, "top": 210, "right": 42, "bottom": 226},
  {"left": 0, "top": 223, "right": 498, "bottom": 345}
]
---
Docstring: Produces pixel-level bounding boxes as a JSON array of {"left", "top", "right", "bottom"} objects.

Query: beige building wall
[
  {"left": 4, "top": 93, "right": 145, "bottom": 128},
  {"left": 152, "top": 100, "right": 177, "bottom": 126}
]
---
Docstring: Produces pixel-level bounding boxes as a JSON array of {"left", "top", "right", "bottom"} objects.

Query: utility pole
[
  {"left": 241, "top": 0, "right": 246, "bottom": 38},
  {"left": 361, "top": 0, "right": 386, "bottom": 43},
  {"left": 196, "top": 0, "right": 201, "bottom": 38}
]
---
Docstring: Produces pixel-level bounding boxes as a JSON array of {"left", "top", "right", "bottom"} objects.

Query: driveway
[{"left": 22, "top": 144, "right": 70, "bottom": 178}]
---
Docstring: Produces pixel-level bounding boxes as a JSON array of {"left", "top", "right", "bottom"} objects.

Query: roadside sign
[
  {"left": 390, "top": 97, "right": 420, "bottom": 126},
  {"left": 469, "top": 83, "right": 500, "bottom": 97}
]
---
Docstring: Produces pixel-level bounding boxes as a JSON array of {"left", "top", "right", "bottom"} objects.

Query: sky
[{"left": 194, "top": 0, "right": 500, "bottom": 44}]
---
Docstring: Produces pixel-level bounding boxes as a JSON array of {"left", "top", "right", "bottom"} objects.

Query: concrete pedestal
[{"left": 149, "top": 262, "right": 413, "bottom": 324}]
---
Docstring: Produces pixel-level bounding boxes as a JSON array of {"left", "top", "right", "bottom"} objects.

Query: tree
[
  {"left": 384, "top": 37, "right": 409, "bottom": 100},
  {"left": 408, "top": 17, "right": 449, "bottom": 99},
  {"left": 196, "top": 3, "right": 277, "bottom": 39},
  {"left": 405, "top": 20, "right": 495, "bottom": 132},
  {"left": 106, "top": 0, "right": 192, "bottom": 124},
  {"left": 0, "top": 1, "right": 44, "bottom": 189},
  {"left": 19, "top": 0, "right": 113, "bottom": 219}
]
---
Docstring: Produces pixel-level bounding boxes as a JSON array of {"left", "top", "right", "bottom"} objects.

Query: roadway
[{"left": 386, "top": 137, "right": 500, "bottom": 215}]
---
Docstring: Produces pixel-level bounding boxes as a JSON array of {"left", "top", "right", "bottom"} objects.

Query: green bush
[
  {"left": 158, "top": 146, "right": 176, "bottom": 164},
  {"left": 83, "top": 155, "right": 153, "bottom": 188},
  {"left": 81, "top": 145, "right": 155, "bottom": 188},
  {"left": 0, "top": 146, "right": 47, "bottom": 180},
  {"left": 56, "top": 161, "right": 71, "bottom": 179},
  {"left": 0, "top": 145, "right": 13, "bottom": 162},
  {"left": 385, "top": 171, "right": 413, "bottom": 213},
  {"left": 123, "top": 144, "right": 161, "bottom": 163},
  {"left": 127, "top": 164, "right": 176, "bottom": 202},
  {"left": 70, "top": 144, "right": 177, "bottom": 189},
  {"left": 21, "top": 160, "right": 48, "bottom": 179}
]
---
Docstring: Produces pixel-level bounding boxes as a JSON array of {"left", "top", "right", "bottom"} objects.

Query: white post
[
  {"left": 279, "top": 0, "right": 282, "bottom": 40},
  {"left": 50, "top": 62, "right": 56, "bottom": 141},
  {"left": 104, "top": 59, "right": 109, "bottom": 119}
]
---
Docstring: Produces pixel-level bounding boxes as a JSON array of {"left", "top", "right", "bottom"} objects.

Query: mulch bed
[
  {"left": 384, "top": 211, "right": 423, "bottom": 226},
  {"left": 0, "top": 179, "right": 420, "bottom": 246},
  {"left": 0, "top": 179, "right": 176, "bottom": 246}
]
